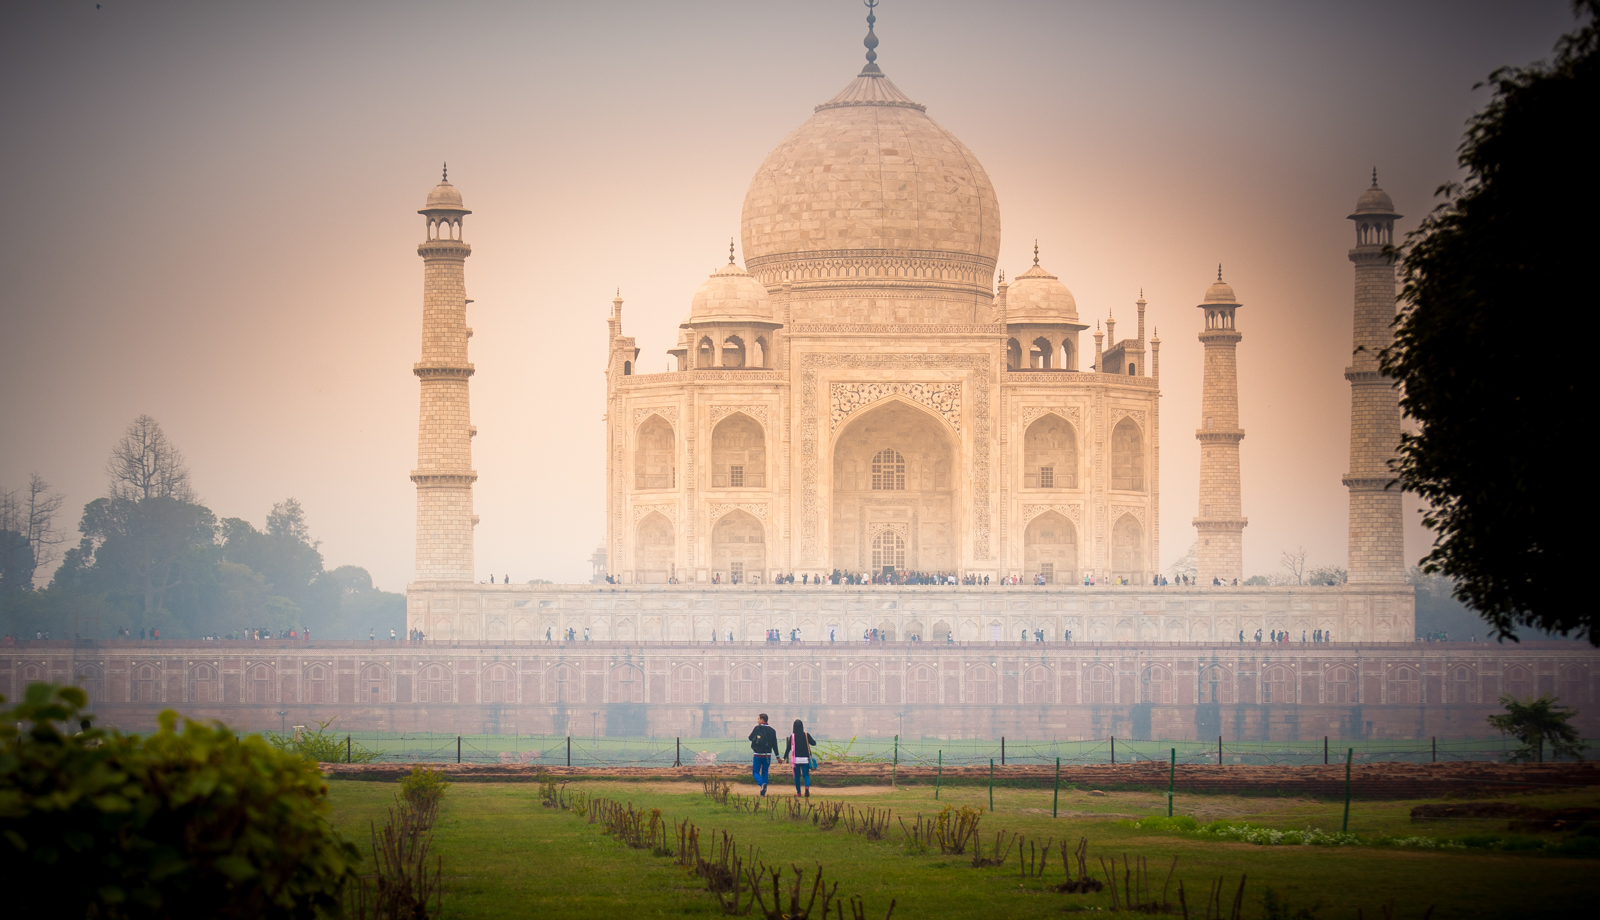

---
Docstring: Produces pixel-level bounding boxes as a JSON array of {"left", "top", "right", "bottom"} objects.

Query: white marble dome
[
  {"left": 740, "top": 70, "right": 1000, "bottom": 263},
  {"left": 424, "top": 179, "right": 464, "bottom": 211},
  {"left": 1006, "top": 261, "right": 1078, "bottom": 323},
  {"left": 687, "top": 261, "right": 775, "bottom": 324}
]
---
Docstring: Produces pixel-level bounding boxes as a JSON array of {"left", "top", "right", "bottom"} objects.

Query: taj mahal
[{"left": 403, "top": 8, "right": 1414, "bottom": 647}]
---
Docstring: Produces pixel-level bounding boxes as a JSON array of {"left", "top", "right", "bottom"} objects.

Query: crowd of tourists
[{"left": 601, "top": 570, "right": 1251, "bottom": 587}]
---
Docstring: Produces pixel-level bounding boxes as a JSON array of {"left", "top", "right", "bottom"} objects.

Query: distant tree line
[{"left": 1, "top": 415, "right": 402, "bottom": 640}]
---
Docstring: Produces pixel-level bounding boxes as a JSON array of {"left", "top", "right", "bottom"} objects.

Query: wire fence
[{"left": 314, "top": 732, "right": 1594, "bottom": 767}]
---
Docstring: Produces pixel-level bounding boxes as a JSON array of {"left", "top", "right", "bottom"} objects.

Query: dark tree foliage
[
  {"left": 1380, "top": 1, "right": 1598, "bottom": 644},
  {"left": 1486, "top": 693, "right": 1586, "bottom": 763},
  {"left": 0, "top": 683, "right": 360, "bottom": 918}
]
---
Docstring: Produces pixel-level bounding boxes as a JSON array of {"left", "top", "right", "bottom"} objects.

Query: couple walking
[{"left": 747, "top": 714, "right": 817, "bottom": 798}]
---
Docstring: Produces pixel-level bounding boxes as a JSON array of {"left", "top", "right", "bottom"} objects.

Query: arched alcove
[
  {"left": 1110, "top": 417, "right": 1144, "bottom": 491},
  {"left": 721, "top": 336, "right": 746, "bottom": 368},
  {"left": 635, "top": 416, "right": 675, "bottom": 489},
  {"left": 1023, "top": 415, "right": 1077, "bottom": 489},
  {"left": 830, "top": 400, "right": 956, "bottom": 572},
  {"left": 634, "top": 511, "right": 674, "bottom": 583},
  {"left": 711, "top": 413, "right": 766, "bottom": 488},
  {"left": 711, "top": 510, "right": 765, "bottom": 583},
  {"left": 1111, "top": 513, "right": 1143, "bottom": 582},
  {"left": 1024, "top": 511, "right": 1076, "bottom": 585}
]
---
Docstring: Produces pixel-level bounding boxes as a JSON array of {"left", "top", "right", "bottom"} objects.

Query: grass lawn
[{"left": 325, "top": 775, "right": 1599, "bottom": 919}]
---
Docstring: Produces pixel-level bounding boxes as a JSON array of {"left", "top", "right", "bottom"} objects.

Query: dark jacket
[
  {"left": 748, "top": 723, "right": 778, "bottom": 755},
  {"left": 783, "top": 732, "right": 817, "bottom": 761}
]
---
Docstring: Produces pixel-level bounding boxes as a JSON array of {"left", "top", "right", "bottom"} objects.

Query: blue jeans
[
  {"left": 792, "top": 760, "right": 811, "bottom": 792},
  {"left": 752, "top": 754, "right": 772, "bottom": 785}
]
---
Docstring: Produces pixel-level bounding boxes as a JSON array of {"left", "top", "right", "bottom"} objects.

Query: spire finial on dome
[
  {"left": 998, "top": 268, "right": 1005, "bottom": 284},
  {"left": 1033, "top": 240, "right": 1039, "bottom": 266},
  {"left": 1371, "top": 167, "right": 1379, "bottom": 187},
  {"left": 1217, "top": 263, "right": 1223, "bottom": 282},
  {"left": 729, "top": 237, "right": 736, "bottom": 264},
  {"left": 861, "top": 0, "right": 882, "bottom": 74},
  {"left": 442, "top": 162, "right": 447, "bottom": 182}
]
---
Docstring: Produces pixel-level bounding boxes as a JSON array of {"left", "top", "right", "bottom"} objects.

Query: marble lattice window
[{"left": 871, "top": 448, "right": 905, "bottom": 490}]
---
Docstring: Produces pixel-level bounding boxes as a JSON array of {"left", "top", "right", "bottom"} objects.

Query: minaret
[
  {"left": 1344, "top": 171, "right": 1406, "bottom": 584},
  {"left": 411, "top": 167, "right": 477, "bottom": 582},
  {"left": 1194, "top": 267, "right": 1246, "bottom": 585}
]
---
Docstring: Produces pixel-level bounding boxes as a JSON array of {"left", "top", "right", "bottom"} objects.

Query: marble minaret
[
  {"left": 411, "top": 168, "right": 477, "bottom": 582},
  {"left": 1344, "top": 172, "right": 1407, "bottom": 584},
  {"left": 1195, "top": 268, "right": 1246, "bottom": 584}
]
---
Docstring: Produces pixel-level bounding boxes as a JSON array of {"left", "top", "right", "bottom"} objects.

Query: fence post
[
  {"left": 1217, "top": 735, "right": 1222, "bottom": 766},
  {"left": 457, "top": 736, "right": 461, "bottom": 764},
  {"left": 893, "top": 734, "right": 899, "bottom": 787},
  {"left": 1168, "top": 748, "right": 1176, "bottom": 817},
  {"left": 1110, "top": 736, "right": 1115, "bottom": 765},
  {"left": 989, "top": 758, "right": 994, "bottom": 811},
  {"left": 347, "top": 735, "right": 352, "bottom": 764},
  {"left": 1342, "top": 747, "right": 1354, "bottom": 833},
  {"left": 1001, "top": 736, "right": 1006, "bottom": 766},
  {"left": 1432, "top": 736, "right": 1436, "bottom": 763},
  {"left": 1324, "top": 736, "right": 1329, "bottom": 765},
  {"left": 567, "top": 735, "right": 571, "bottom": 767},
  {"left": 674, "top": 736, "right": 681, "bottom": 767},
  {"left": 1053, "top": 756, "right": 1060, "bottom": 819},
  {"left": 936, "top": 750, "right": 942, "bottom": 800}
]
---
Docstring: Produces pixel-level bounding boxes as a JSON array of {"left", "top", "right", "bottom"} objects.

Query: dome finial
[
  {"left": 862, "top": 0, "right": 881, "bottom": 74},
  {"left": 1217, "top": 263, "right": 1223, "bottom": 282},
  {"left": 1033, "top": 239, "right": 1040, "bottom": 266},
  {"left": 442, "top": 162, "right": 448, "bottom": 182},
  {"left": 729, "top": 237, "right": 736, "bottom": 264},
  {"left": 1371, "top": 167, "right": 1379, "bottom": 187}
]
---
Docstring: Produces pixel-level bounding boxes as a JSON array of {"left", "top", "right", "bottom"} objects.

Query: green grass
[{"left": 325, "top": 777, "right": 1600, "bottom": 919}]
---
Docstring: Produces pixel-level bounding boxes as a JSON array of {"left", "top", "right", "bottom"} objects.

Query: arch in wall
[
  {"left": 721, "top": 336, "right": 746, "bottom": 368},
  {"left": 609, "top": 665, "right": 644, "bottom": 703},
  {"left": 1030, "top": 337, "right": 1055, "bottom": 369},
  {"left": 1325, "top": 665, "right": 1355, "bottom": 704},
  {"left": 1061, "top": 338, "right": 1075, "bottom": 370},
  {"left": 697, "top": 337, "right": 714, "bottom": 367},
  {"left": 634, "top": 511, "right": 674, "bottom": 584},
  {"left": 1023, "top": 665, "right": 1052, "bottom": 704},
  {"left": 246, "top": 664, "right": 274, "bottom": 704},
  {"left": 909, "top": 666, "right": 937, "bottom": 703},
  {"left": 1111, "top": 513, "right": 1143, "bottom": 582},
  {"left": 875, "top": 619, "right": 896, "bottom": 641},
  {"left": 831, "top": 399, "right": 957, "bottom": 572},
  {"left": 483, "top": 664, "right": 513, "bottom": 703},
  {"left": 635, "top": 415, "right": 675, "bottom": 489},
  {"left": 1006, "top": 338, "right": 1022, "bottom": 370},
  {"left": 1024, "top": 511, "right": 1076, "bottom": 585},
  {"left": 1142, "top": 665, "right": 1174, "bottom": 704},
  {"left": 1262, "top": 665, "right": 1293, "bottom": 704},
  {"left": 789, "top": 664, "right": 820, "bottom": 703},
  {"left": 847, "top": 664, "right": 879, "bottom": 703},
  {"left": 711, "top": 510, "right": 765, "bottom": 583},
  {"left": 871, "top": 529, "right": 906, "bottom": 570},
  {"left": 1023, "top": 414, "right": 1077, "bottom": 489},
  {"left": 932, "top": 619, "right": 952, "bottom": 642},
  {"left": 964, "top": 665, "right": 997, "bottom": 704},
  {"left": 1084, "top": 664, "right": 1114, "bottom": 704},
  {"left": 361, "top": 663, "right": 390, "bottom": 703},
  {"left": 711, "top": 413, "right": 766, "bottom": 488},
  {"left": 1389, "top": 666, "right": 1422, "bottom": 704},
  {"left": 419, "top": 663, "right": 452, "bottom": 703},
  {"left": 1199, "top": 664, "right": 1233, "bottom": 704},
  {"left": 753, "top": 338, "right": 768, "bottom": 368},
  {"left": 904, "top": 619, "right": 924, "bottom": 640},
  {"left": 1110, "top": 417, "right": 1145, "bottom": 491}
]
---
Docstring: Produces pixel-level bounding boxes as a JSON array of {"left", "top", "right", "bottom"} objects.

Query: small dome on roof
[
  {"left": 1349, "top": 170, "right": 1400, "bottom": 218},
  {"left": 1202, "top": 267, "right": 1240, "bottom": 305},
  {"left": 425, "top": 179, "right": 464, "bottom": 211},
  {"left": 688, "top": 260, "right": 775, "bottom": 325},
  {"left": 1006, "top": 247, "right": 1077, "bottom": 323}
]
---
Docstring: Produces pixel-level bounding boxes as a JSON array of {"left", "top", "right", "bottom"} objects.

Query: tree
[
  {"left": 1486, "top": 693, "right": 1586, "bottom": 762},
  {"left": 0, "top": 474, "right": 65, "bottom": 590},
  {"left": 106, "top": 413, "right": 196, "bottom": 503},
  {"left": 1169, "top": 542, "right": 1197, "bottom": 581},
  {"left": 1305, "top": 565, "right": 1348, "bottom": 587},
  {"left": 76, "top": 496, "right": 218, "bottom": 622},
  {"left": 1279, "top": 547, "right": 1309, "bottom": 586},
  {"left": 1379, "top": 2, "right": 1598, "bottom": 644}
]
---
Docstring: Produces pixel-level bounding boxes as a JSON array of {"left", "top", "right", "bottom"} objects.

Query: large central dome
[{"left": 739, "top": 56, "right": 1001, "bottom": 323}]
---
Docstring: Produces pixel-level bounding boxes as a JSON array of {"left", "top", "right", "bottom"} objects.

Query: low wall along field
[{"left": 6, "top": 637, "right": 1597, "bottom": 742}]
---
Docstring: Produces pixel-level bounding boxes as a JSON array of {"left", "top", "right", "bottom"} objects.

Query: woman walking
[{"left": 783, "top": 719, "right": 818, "bottom": 798}]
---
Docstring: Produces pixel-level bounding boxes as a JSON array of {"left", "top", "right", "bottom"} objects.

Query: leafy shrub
[
  {"left": 0, "top": 683, "right": 359, "bottom": 919},
  {"left": 399, "top": 765, "right": 451, "bottom": 811},
  {"left": 266, "top": 718, "right": 379, "bottom": 764}
]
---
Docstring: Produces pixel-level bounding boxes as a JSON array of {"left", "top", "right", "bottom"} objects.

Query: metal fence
[{"left": 311, "top": 732, "right": 1590, "bottom": 767}]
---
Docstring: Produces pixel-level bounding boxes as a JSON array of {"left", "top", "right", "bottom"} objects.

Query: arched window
[
  {"left": 789, "top": 665, "right": 820, "bottom": 704},
  {"left": 871, "top": 448, "right": 905, "bottom": 490},
  {"left": 871, "top": 529, "right": 906, "bottom": 570},
  {"left": 1128, "top": 362, "right": 1136, "bottom": 375},
  {"left": 847, "top": 665, "right": 878, "bottom": 703},
  {"left": 622, "top": 361, "right": 632, "bottom": 375},
  {"left": 1084, "top": 665, "right": 1114, "bottom": 704},
  {"left": 909, "top": 666, "right": 937, "bottom": 704},
  {"left": 697, "top": 337, "right": 714, "bottom": 368},
  {"left": 1006, "top": 338, "right": 1022, "bottom": 370},
  {"left": 634, "top": 416, "right": 675, "bottom": 489},
  {"left": 1061, "top": 339, "right": 1075, "bottom": 370},
  {"left": 1030, "top": 337, "right": 1054, "bottom": 369},
  {"left": 1262, "top": 666, "right": 1292, "bottom": 704},
  {"left": 753, "top": 338, "right": 768, "bottom": 368},
  {"left": 634, "top": 512, "right": 674, "bottom": 584},
  {"left": 712, "top": 413, "right": 765, "bottom": 488},
  {"left": 1142, "top": 666, "right": 1174, "bottom": 704},
  {"left": 1025, "top": 511, "right": 1076, "bottom": 585},
  {"left": 1325, "top": 666, "right": 1355, "bottom": 704},
  {"left": 1111, "top": 418, "right": 1144, "bottom": 490},
  {"left": 1199, "top": 665, "right": 1233, "bottom": 704},
  {"left": 731, "top": 665, "right": 759, "bottom": 703},
  {"left": 1024, "top": 415, "right": 1077, "bottom": 489},
  {"left": 1388, "top": 667, "right": 1422, "bottom": 705},
  {"left": 609, "top": 665, "right": 644, "bottom": 703},
  {"left": 361, "top": 664, "right": 390, "bottom": 703},
  {"left": 1111, "top": 513, "right": 1143, "bottom": 580},
  {"left": 483, "top": 664, "right": 512, "bottom": 703},
  {"left": 964, "top": 666, "right": 997, "bottom": 704},
  {"left": 1024, "top": 666, "right": 1052, "bottom": 705}
]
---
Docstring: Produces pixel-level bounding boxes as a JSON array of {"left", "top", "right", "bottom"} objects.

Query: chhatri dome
[
  {"left": 1203, "top": 266, "right": 1239, "bottom": 305},
  {"left": 686, "top": 244, "right": 776, "bottom": 325},
  {"left": 1005, "top": 243, "right": 1079, "bottom": 322},
  {"left": 423, "top": 164, "right": 465, "bottom": 210},
  {"left": 739, "top": 4, "right": 999, "bottom": 323}
]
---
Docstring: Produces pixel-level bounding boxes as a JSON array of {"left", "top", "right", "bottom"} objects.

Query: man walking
[{"left": 748, "top": 713, "right": 778, "bottom": 796}]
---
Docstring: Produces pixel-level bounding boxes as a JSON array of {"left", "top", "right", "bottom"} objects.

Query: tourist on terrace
[{"left": 783, "top": 719, "right": 818, "bottom": 799}]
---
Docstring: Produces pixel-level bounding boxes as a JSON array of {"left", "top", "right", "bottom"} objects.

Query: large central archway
[
  {"left": 711, "top": 509, "right": 766, "bottom": 583},
  {"left": 830, "top": 400, "right": 957, "bottom": 573}
]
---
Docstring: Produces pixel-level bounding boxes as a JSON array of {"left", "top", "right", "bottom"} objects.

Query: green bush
[
  {"left": 399, "top": 765, "right": 451, "bottom": 811},
  {"left": 0, "top": 683, "right": 359, "bottom": 919},
  {"left": 266, "top": 719, "right": 379, "bottom": 764}
]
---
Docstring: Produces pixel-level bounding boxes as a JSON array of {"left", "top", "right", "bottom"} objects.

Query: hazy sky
[{"left": 0, "top": 0, "right": 1578, "bottom": 589}]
